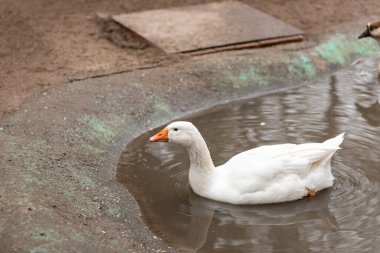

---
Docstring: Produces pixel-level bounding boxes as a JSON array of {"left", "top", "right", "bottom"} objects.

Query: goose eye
[{"left": 173, "top": 128, "right": 178, "bottom": 131}]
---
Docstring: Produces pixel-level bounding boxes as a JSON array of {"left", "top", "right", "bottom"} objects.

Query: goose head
[
  {"left": 358, "top": 21, "right": 380, "bottom": 40},
  {"left": 149, "top": 121, "right": 201, "bottom": 148}
]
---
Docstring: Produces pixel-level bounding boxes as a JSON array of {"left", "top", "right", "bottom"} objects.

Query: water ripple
[{"left": 118, "top": 57, "right": 380, "bottom": 253}]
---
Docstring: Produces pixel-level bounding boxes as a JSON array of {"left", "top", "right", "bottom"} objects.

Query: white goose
[{"left": 149, "top": 121, "right": 344, "bottom": 205}]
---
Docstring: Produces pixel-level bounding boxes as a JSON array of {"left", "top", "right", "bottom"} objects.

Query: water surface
[{"left": 118, "top": 60, "right": 380, "bottom": 253}]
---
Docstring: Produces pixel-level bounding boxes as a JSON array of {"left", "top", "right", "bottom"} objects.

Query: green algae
[
  {"left": 29, "top": 229, "right": 63, "bottom": 252},
  {"left": 153, "top": 100, "right": 172, "bottom": 115},
  {"left": 4, "top": 136, "right": 99, "bottom": 215},
  {"left": 84, "top": 115, "right": 117, "bottom": 142},
  {"left": 225, "top": 65, "right": 269, "bottom": 88},
  {"left": 30, "top": 247, "right": 47, "bottom": 253},
  {"left": 106, "top": 205, "right": 122, "bottom": 218},
  {"left": 83, "top": 113, "right": 137, "bottom": 143},
  {"left": 219, "top": 33, "right": 379, "bottom": 88},
  {"left": 313, "top": 34, "right": 379, "bottom": 65},
  {"left": 287, "top": 54, "right": 317, "bottom": 78},
  {"left": 71, "top": 170, "right": 96, "bottom": 189}
]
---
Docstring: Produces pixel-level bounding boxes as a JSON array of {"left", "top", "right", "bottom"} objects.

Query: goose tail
[{"left": 323, "top": 133, "right": 345, "bottom": 148}]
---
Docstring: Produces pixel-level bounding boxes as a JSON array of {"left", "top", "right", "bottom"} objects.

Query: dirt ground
[{"left": 1, "top": 0, "right": 380, "bottom": 119}]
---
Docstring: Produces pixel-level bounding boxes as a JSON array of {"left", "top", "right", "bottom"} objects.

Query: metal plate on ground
[{"left": 112, "top": 1, "right": 303, "bottom": 54}]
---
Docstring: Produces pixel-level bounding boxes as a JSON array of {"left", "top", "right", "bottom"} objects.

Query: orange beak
[{"left": 149, "top": 127, "right": 169, "bottom": 142}]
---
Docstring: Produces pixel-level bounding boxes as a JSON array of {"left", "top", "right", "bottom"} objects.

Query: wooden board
[{"left": 113, "top": 1, "right": 304, "bottom": 54}]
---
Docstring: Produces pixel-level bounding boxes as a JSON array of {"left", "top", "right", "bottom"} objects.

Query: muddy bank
[{"left": 1, "top": 0, "right": 380, "bottom": 119}]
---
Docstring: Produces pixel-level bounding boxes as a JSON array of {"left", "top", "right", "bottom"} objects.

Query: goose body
[{"left": 150, "top": 121, "right": 344, "bottom": 205}]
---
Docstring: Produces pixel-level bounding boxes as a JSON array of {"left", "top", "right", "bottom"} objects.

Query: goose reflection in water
[{"left": 185, "top": 190, "right": 338, "bottom": 253}]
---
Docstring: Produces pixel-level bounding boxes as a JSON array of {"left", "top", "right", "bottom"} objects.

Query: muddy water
[{"left": 118, "top": 61, "right": 380, "bottom": 253}]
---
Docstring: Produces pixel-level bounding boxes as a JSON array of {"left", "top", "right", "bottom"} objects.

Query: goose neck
[{"left": 187, "top": 136, "right": 215, "bottom": 172}]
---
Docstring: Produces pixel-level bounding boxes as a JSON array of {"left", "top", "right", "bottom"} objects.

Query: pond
[{"left": 118, "top": 60, "right": 380, "bottom": 253}]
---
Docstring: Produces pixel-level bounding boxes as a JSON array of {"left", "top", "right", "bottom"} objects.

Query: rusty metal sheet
[{"left": 112, "top": 1, "right": 303, "bottom": 54}]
